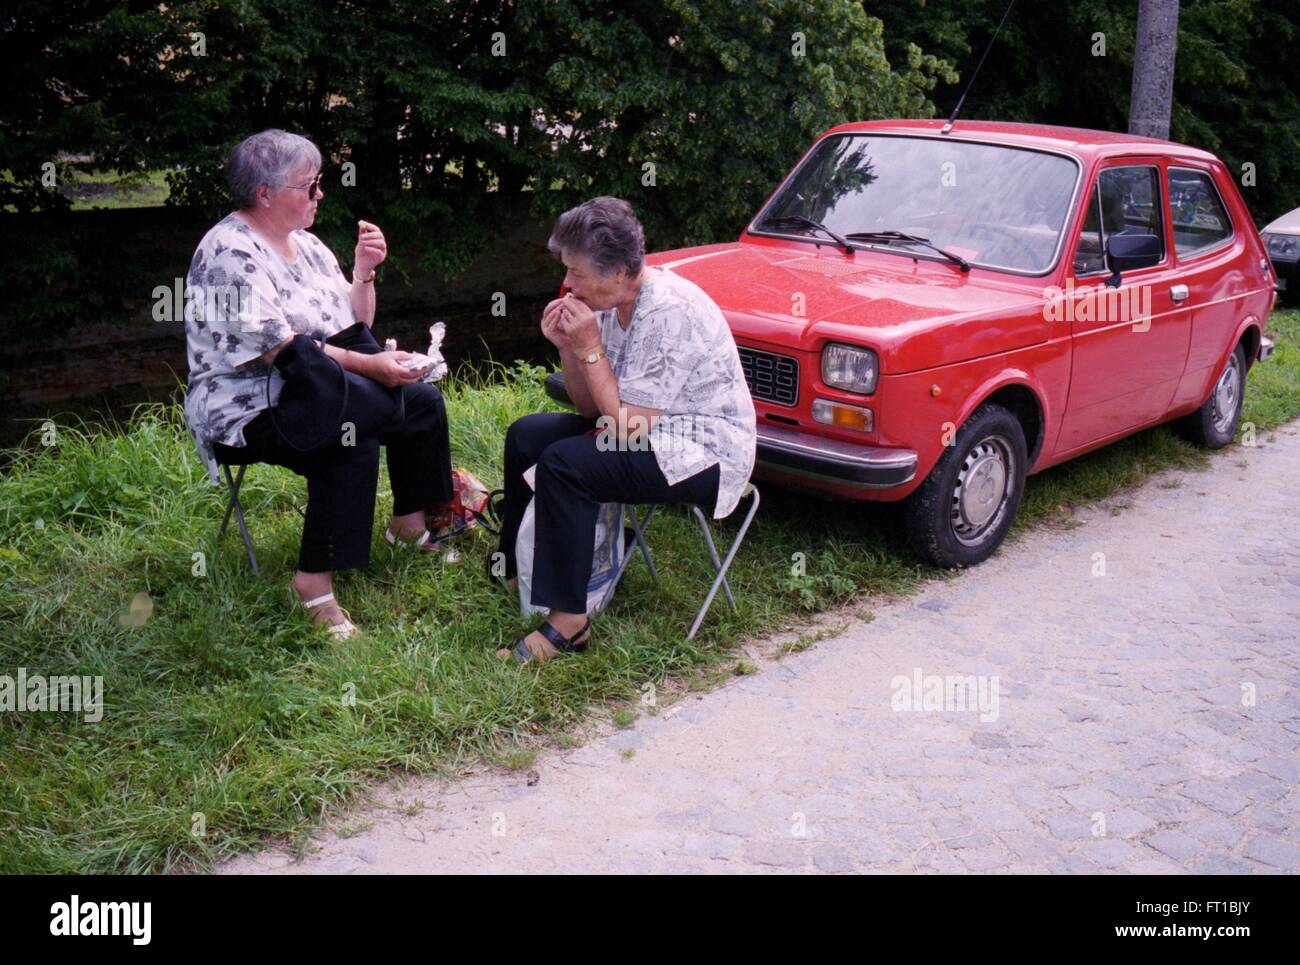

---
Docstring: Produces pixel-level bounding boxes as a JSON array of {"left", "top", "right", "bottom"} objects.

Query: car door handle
[{"left": 1170, "top": 284, "right": 1190, "bottom": 303}]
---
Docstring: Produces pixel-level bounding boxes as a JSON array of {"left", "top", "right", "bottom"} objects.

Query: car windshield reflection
[{"left": 753, "top": 134, "right": 1080, "bottom": 274}]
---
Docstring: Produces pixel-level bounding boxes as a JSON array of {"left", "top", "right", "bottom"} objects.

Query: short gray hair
[
  {"left": 547, "top": 196, "right": 645, "bottom": 276},
  {"left": 225, "top": 129, "right": 322, "bottom": 209}
]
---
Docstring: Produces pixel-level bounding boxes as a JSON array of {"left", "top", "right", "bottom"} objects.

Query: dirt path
[{"left": 223, "top": 421, "right": 1300, "bottom": 874}]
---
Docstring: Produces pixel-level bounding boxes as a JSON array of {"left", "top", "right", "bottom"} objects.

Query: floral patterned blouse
[{"left": 183, "top": 213, "right": 355, "bottom": 484}]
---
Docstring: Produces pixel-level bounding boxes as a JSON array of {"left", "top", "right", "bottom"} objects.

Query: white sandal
[
  {"left": 384, "top": 527, "right": 435, "bottom": 550},
  {"left": 299, "top": 592, "right": 358, "bottom": 640}
]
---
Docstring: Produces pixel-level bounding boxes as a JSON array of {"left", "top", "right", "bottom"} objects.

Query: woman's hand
[
  {"left": 361, "top": 350, "right": 427, "bottom": 387},
  {"left": 557, "top": 296, "right": 601, "bottom": 354},
  {"left": 540, "top": 297, "right": 573, "bottom": 351},
  {"left": 354, "top": 220, "right": 388, "bottom": 277}
]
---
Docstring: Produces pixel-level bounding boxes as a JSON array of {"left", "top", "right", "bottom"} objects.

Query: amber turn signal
[{"left": 811, "top": 399, "right": 873, "bottom": 431}]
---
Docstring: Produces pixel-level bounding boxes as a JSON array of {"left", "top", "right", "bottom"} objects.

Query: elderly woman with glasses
[
  {"left": 183, "top": 128, "right": 454, "bottom": 639},
  {"left": 495, "top": 196, "right": 757, "bottom": 664}
]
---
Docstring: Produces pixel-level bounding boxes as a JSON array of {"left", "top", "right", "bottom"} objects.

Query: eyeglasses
[{"left": 286, "top": 172, "right": 324, "bottom": 200}]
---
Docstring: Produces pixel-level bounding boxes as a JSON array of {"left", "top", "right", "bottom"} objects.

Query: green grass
[
  {"left": 65, "top": 168, "right": 172, "bottom": 210},
  {"left": 2, "top": 166, "right": 172, "bottom": 212},
  {"left": 2, "top": 311, "right": 1298, "bottom": 873}
]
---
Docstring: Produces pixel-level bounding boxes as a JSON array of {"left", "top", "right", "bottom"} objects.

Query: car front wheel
[
  {"left": 902, "top": 402, "right": 1028, "bottom": 568},
  {"left": 1176, "top": 342, "right": 1246, "bottom": 449}
]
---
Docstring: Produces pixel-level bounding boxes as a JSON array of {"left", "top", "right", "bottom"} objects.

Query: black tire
[
  {"left": 1175, "top": 343, "right": 1246, "bottom": 449},
  {"left": 902, "top": 402, "right": 1028, "bottom": 568}
]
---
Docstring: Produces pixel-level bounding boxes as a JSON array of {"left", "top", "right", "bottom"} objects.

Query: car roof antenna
[{"left": 941, "top": 0, "right": 1017, "bottom": 136}]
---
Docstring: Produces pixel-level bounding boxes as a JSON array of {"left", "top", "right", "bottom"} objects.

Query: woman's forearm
[
  {"left": 559, "top": 346, "right": 599, "bottom": 418},
  {"left": 350, "top": 274, "right": 376, "bottom": 326},
  {"left": 324, "top": 343, "right": 374, "bottom": 377},
  {"left": 580, "top": 354, "right": 659, "bottom": 441}
]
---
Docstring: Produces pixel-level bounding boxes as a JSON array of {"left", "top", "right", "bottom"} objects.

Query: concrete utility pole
[{"left": 1128, "top": 0, "right": 1181, "bottom": 139}]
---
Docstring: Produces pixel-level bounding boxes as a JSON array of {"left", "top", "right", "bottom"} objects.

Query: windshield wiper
[
  {"left": 757, "top": 215, "right": 853, "bottom": 254},
  {"left": 844, "top": 230, "right": 971, "bottom": 272}
]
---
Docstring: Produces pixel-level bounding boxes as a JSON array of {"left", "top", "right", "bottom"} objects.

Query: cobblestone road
[{"left": 225, "top": 420, "right": 1300, "bottom": 874}]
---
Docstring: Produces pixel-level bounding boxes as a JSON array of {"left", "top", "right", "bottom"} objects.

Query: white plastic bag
[{"left": 516, "top": 464, "right": 625, "bottom": 616}]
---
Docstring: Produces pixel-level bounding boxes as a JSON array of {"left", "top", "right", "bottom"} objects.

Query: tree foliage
[
  {"left": 5, "top": 0, "right": 1296, "bottom": 337},
  {"left": 3, "top": 0, "right": 951, "bottom": 287},
  {"left": 872, "top": 0, "right": 1300, "bottom": 222}
]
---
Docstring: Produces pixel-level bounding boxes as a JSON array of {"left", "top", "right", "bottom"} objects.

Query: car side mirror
[{"left": 1104, "top": 233, "right": 1161, "bottom": 287}]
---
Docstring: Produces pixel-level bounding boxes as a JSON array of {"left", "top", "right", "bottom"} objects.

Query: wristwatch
[{"left": 580, "top": 347, "right": 605, "bottom": 364}]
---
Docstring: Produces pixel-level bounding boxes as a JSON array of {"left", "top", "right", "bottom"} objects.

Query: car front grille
[{"left": 738, "top": 346, "right": 799, "bottom": 407}]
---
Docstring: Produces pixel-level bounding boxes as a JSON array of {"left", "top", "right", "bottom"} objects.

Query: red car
[{"left": 550, "top": 120, "right": 1279, "bottom": 567}]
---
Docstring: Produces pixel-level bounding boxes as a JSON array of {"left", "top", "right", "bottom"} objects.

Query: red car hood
[{"left": 647, "top": 241, "right": 1051, "bottom": 373}]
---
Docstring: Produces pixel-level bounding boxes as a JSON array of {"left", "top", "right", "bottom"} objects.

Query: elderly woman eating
[
  {"left": 184, "top": 129, "right": 453, "bottom": 639},
  {"left": 495, "top": 196, "right": 757, "bottom": 663}
]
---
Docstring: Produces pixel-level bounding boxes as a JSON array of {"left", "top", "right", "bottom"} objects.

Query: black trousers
[
  {"left": 498, "top": 412, "right": 721, "bottom": 614},
  {"left": 214, "top": 378, "right": 453, "bottom": 574}
]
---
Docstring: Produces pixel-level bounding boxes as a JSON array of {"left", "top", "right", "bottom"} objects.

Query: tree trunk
[{"left": 1128, "top": 0, "right": 1180, "bottom": 139}]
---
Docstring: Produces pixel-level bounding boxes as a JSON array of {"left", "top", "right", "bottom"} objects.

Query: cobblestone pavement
[{"left": 225, "top": 420, "right": 1300, "bottom": 874}]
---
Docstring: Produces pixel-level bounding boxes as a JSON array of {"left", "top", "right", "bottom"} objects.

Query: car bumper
[
  {"left": 756, "top": 423, "right": 917, "bottom": 490},
  {"left": 1259, "top": 332, "right": 1276, "bottom": 362},
  {"left": 544, "top": 371, "right": 918, "bottom": 490},
  {"left": 1271, "top": 256, "right": 1300, "bottom": 291}
]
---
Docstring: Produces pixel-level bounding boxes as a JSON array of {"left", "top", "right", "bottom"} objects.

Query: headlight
[
  {"left": 1263, "top": 232, "right": 1299, "bottom": 259},
  {"left": 821, "top": 342, "right": 879, "bottom": 394}
]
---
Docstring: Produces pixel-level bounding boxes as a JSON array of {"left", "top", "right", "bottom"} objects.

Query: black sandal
[{"left": 508, "top": 618, "right": 591, "bottom": 664}]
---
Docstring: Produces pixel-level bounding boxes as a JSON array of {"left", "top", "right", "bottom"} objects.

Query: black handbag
[{"left": 266, "top": 322, "right": 406, "bottom": 453}]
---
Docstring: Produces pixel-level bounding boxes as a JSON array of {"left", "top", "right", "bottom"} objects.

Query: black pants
[
  {"left": 214, "top": 378, "right": 453, "bottom": 574},
  {"left": 498, "top": 412, "right": 721, "bottom": 613}
]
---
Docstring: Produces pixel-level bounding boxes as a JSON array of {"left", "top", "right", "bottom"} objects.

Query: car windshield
[{"left": 754, "top": 134, "right": 1080, "bottom": 273}]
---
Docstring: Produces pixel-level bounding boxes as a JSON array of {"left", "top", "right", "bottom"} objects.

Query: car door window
[
  {"left": 1073, "top": 189, "right": 1105, "bottom": 275},
  {"left": 1099, "top": 166, "right": 1164, "bottom": 255},
  {"left": 1073, "top": 165, "right": 1164, "bottom": 275},
  {"left": 1169, "top": 167, "right": 1234, "bottom": 257}
]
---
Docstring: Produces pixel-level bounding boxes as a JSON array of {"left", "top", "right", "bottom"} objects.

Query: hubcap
[
  {"left": 951, "top": 435, "right": 1015, "bottom": 547},
  {"left": 1211, "top": 355, "right": 1241, "bottom": 435}
]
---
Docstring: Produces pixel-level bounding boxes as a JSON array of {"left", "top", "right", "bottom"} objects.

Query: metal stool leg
[
  {"left": 629, "top": 506, "right": 659, "bottom": 585},
  {"left": 218, "top": 464, "right": 242, "bottom": 538},
  {"left": 600, "top": 505, "right": 658, "bottom": 610},
  {"left": 687, "top": 486, "right": 760, "bottom": 640},
  {"left": 691, "top": 506, "right": 737, "bottom": 610},
  {"left": 220, "top": 464, "right": 259, "bottom": 574}
]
